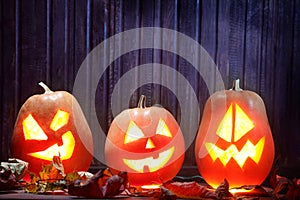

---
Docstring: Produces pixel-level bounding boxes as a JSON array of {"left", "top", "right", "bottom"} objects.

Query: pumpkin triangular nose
[{"left": 145, "top": 138, "right": 155, "bottom": 149}]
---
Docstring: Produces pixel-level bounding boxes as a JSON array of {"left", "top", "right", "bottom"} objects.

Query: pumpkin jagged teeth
[
  {"left": 205, "top": 137, "right": 265, "bottom": 168},
  {"left": 122, "top": 147, "right": 175, "bottom": 173}
]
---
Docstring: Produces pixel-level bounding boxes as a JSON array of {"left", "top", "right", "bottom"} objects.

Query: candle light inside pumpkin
[
  {"left": 11, "top": 82, "right": 94, "bottom": 174},
  {"left": 105, "top": 95, "right": 185, "bottom": 187},
  {"left": 195, "top": 79, "right": 275, "bottom": 189}
]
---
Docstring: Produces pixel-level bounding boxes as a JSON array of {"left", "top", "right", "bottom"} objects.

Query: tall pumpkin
[
  {"left": 105, "top": 95, "right": 185, "bottom": 187},
  {"left": 195, "top": 79, "right": 275, "bottom": 188},
  {"left": 11, "top": 82, "right": 94, "bottom": 174}
]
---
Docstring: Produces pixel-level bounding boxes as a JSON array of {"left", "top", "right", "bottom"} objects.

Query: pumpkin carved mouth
[
  {"left": 122, "top": 146, "right": 175, "bottom": 173},
  {"left": 29, "top": 131, "right": 75, "bottom": 161}
]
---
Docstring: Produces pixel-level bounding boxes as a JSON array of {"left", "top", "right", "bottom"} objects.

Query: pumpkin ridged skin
[
  {"left": 11, "top": 83, "right": 93, "bottom": 174},
  {"left": 195, "top": 80, "right": 275, "bottom": 188},
  {"left": 105, "top": 95, "right": 185, "bottom": 187}
]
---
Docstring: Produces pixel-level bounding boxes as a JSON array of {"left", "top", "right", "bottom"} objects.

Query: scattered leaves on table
[
  {"left": 67, "top": 168, "right": 128, "bottom": 198},
  {"left": 23, "top": 156, "right": 87, "bottom": 194}
]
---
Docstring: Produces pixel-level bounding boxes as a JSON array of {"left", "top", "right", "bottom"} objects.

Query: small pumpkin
[
  {"left": 105, "top": 95, "right": 185, "bottom": 187},
  {"left": 11, "top": 82, "right": 94, "bottom": 174},
  {"left": 195, "top": 79, "right": 275, "bottom": 188}
]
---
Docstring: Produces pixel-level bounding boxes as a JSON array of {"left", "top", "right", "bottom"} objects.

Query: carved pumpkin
[
  {"left": 195, "top": 79, "right": 275, "bottom": 188},
  {"left": 11, "top": 82, "right": 93, "bottom": 174},
  {"left": 105, "top": 95, "right": 185, "bottom": 187}
]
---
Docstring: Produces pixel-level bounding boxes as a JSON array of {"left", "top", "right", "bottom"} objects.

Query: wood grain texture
[{"left": 0, "top": 0, "right": 299, "bottom": 178}]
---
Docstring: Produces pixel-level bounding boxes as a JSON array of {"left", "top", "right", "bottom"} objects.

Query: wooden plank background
[{"left": 1, "top": 0, "right": 299, "bottom": 178}]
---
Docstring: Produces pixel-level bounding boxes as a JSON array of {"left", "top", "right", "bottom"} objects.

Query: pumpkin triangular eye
[
  {"left": 216, "top": 104, "right": 233, "bottom": 142},
  {"left": 124, "top": 121, "right": 144, "bottom": 144},
  {"left": 50, "top": 110, "right": 69, "bottom": 131},
  {"left": 156, "top": 118, "right": 172, "bottom": 138},
  {"left": 23, "top": 114, "right": 48, "bottom": 140},
  {"left": 234, "top": 104, "right": 254, "bottom": 142}
]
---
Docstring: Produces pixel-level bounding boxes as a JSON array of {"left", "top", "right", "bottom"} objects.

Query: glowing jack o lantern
[
  {"left": 105, "top": 95, "right": 185, "bottom": 187},
  {"left": 195, "top": 79, "right": 275, "bottom": 188},
  {"left": 11, "top": 82, "right": 93, "bottom": 174}
]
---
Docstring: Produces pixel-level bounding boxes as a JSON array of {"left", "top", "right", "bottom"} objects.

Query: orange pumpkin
[
  {"left": 11, "top": 82, "right": 93, "bottom": 174},
  {"left": 195, "top": 79, "right": 275, "bottom": 188},
  {"left": 105, "top": 95, "right": 185, "bottom": 187}
]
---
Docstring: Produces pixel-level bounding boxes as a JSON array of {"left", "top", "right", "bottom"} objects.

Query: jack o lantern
[
  {"left": 195, "top": 79, "right": 275, "bottom": 188},
  {"left": 11, "top": 82, "right": 93, "bottom": 174},
  {"left": 105, "top": 95, "right": 185, "bottom": 187}
]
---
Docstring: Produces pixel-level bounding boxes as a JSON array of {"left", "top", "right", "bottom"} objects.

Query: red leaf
[{"left": 163, "top": 181, "right": 216, "bottom": 199}]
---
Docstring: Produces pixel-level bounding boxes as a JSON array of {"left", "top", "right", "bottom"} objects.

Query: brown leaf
[
  {"left": 68, "top": 168, "right": 105, "bottom": 198},
  {"left": 271, "top": 172, "right": 300, "bottom": 199},
  {"left": 0, "top": 167, "right": 19, "bottom": 190},
  {"left": 67, "top": 168, "right": 128, "bottom": 198},
  {"left": 231, "top": 185, "right": 269, "bottom": 197},
  {"left": 163, "top": 181, "right": 216, "bottom": 199},
  {"left": 215, "top": 179, "right": 233, "bottom": 199},
  {"left": 102, "top": 171, "right": 128, "bottom": 197}
]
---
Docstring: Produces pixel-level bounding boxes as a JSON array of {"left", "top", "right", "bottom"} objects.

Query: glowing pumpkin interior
[
  {"left": 122, "top": 118, "right": 174, "bottom": 173},
  {"left": 205, "top": 103, "right": 265, "bottom": 168},
  {"left": 22, "top": 109, "right": 75, "bottom": 161}
]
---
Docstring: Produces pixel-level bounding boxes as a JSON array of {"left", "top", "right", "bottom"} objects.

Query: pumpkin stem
[
  {"left": 38, "top": 82, "right": 53, "bottom": 93},
  {"left": 137, "top": 95, "right": 147, "bottom": 108},
  {"left": 231, "top": 79, "right": 243, "bottom": 91}
]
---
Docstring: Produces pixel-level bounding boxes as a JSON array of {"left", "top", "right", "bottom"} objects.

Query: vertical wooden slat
[
  {"left": 139, "top": 0, "right": 154, "bottom": 105},
  {"left": 260, "top": 0, "right": 277, "bottom": 140},
  {"left": 217, "top": 0, "right": 230, "bottom": 87},
  {"left": 74, "top": 0, "right": 88, "bottom": 118},
  {"left": 152, "top": 0, "right": 162, "bottom": 107},
  {"left": 64, "top": 0, "right": 75, "bottom": 90},
  {"left": 0, "top": 0, "right": 2, "bottom": 158},
  {"left": 19, "top": 0, "right": 47, "bottom": 101},
  {"left": 283, "top": 0, "right": 299, "bottom": 169},
  {"left": 244, "top": 0, "right": 263, "bottom": 92},
  {"left": 1, "top": 0, "right": 17, "bottom": 160},
  {"left": 273, "top": 0, "right": 294, "bottom": 166},
  {"left": 289, "top": 0, "right": 300, "bottom": 168},
  {"left": 46, "top": 0, "right": 52, "bottom": 85},
  {"left": 159, "top": 0, "right": 178, "bottom": 119},
  {"left": 177, "top": 0, "right": 198, "bottom": 167},
  {"left": 228, "top": 0, "right": 247, "bottom": 85}
]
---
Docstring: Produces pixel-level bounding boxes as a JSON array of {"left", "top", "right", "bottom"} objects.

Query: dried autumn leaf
[
  {"left": 65, "top": 171, "right": 82, "bottom": 183},
  {"left": 102, "top": 171, "right": 128, "bottom": 197},
  {"left": 163, "top": 181, "right": 216, "bottom": 199},
  {"left": 0, "top": 158, "right": 28, "bottom": 181},
  {"left": 97, "top": 168, "right": 113, "bottom": 187},
  {"left": 215, "top": 179, "right": 232, "bottom": 199},
  {"left": 0, "top": 167, "right": 19, "bottom": 190},
  {"left": 52, "top": 155, "right": 65, "bottom": 176},
  {"left": 39, "top": 164, "right": 64, "bottom": 182},
  {"left": 230, "top": 185, "right": 269, "bottom": 197},
  {"left": 68, "top": 169, "right": 104, "bottom": 198},
  {"left": 68, "top": 168, "right": 128, "bottom": 198}
]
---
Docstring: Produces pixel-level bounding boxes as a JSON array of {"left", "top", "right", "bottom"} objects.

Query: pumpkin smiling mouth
[
  {"left": 123, "top": 146, "right": 175, "bottom": 173},
  {"left": 28, "top": 131, "right": 75, "bottom": 161}
]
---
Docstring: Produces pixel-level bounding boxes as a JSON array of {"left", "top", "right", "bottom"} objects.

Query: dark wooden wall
[{"left": 1, "top": 0, "right": 300, "bottom": 177}]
